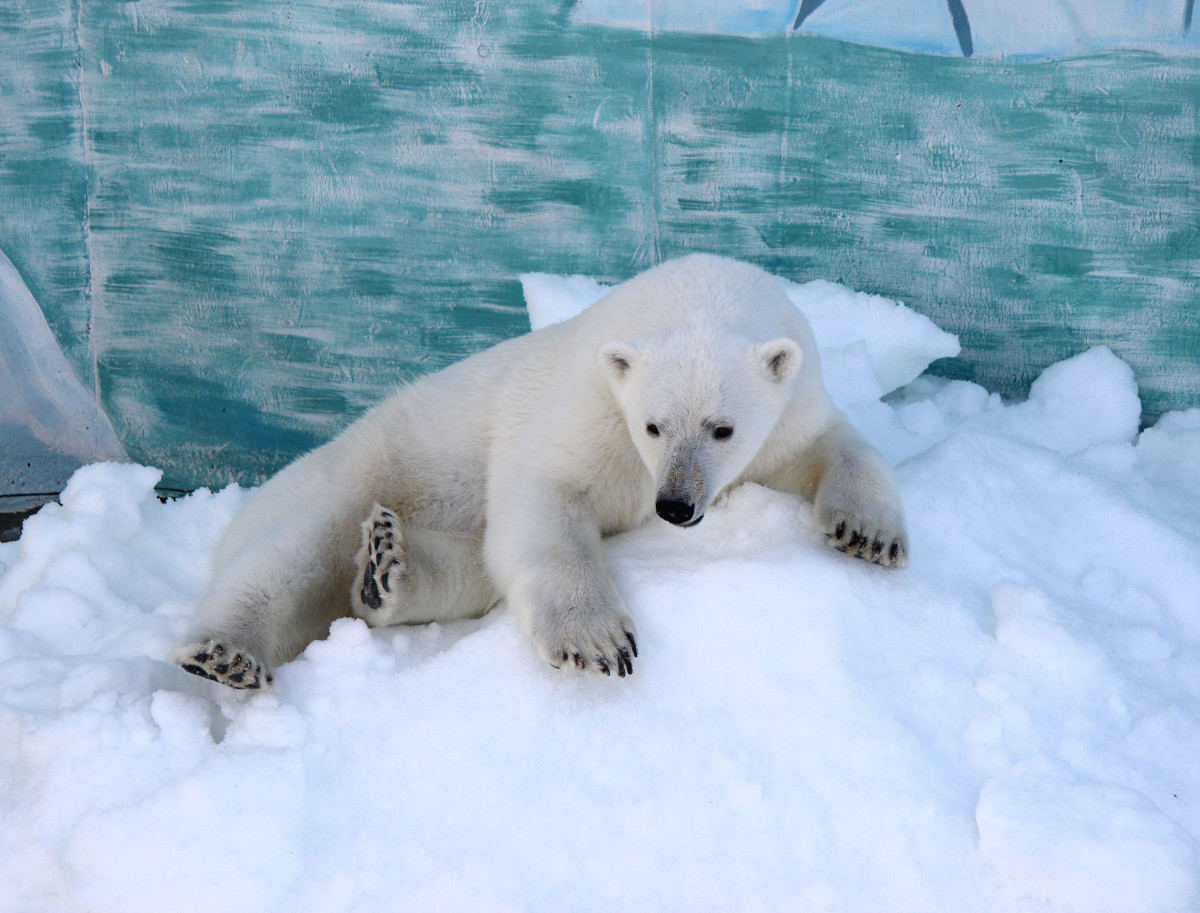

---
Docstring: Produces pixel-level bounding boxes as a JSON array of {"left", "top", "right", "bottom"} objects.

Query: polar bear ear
[
  {"left": 756, "top": 338, "right": 802, "bottom": 384},
  {"left": 598, "top": 341, "right": 639, "bottom": 381}
]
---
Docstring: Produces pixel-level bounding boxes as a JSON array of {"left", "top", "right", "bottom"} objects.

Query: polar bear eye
[
  {"left": 646, "top": 423, "right": 660, "bottom": 437},
  {"left": 713, "top": 425, "right": 734, "bottom": 440}
]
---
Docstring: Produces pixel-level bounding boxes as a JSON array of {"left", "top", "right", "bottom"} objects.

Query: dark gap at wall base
[{"left": 0, "top": 507, "right": 42, "bottom": 544}]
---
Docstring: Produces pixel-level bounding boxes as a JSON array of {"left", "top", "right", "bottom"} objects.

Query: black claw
[
  {"left": 573, "top": 652, "right": 584, "bottom": 669},
  {"left": 871, "top": 539, "right": 884, "bottom": 558},
  {"left": 380, "top": 569, "right": 391, "bottom": 593},
  {"left": 597, "top": 657, "right": 610, "bottom": 676},
  {"left": 890, "top": 542, "right": 900, "bottom": 562},
  {"left": 210, "top": 644, "right": 225, "bottom": 657},
  {"left": 847, "top": 530, "right": 862, "bottom": 549},
  {"left": 618, "top": 647, "right": 633, "bottom": 675},
  {"left": 616, "top": 659, "right": 626, "bottom": 677},
  {"left": 625, "top": 632, "right": 638, "bottom": 657},
  {"left": 835, "top": 519, "right": 847, "bottom": 539},
  {"left": 561, "top": 651, "right": 570, "bottom": 663}
]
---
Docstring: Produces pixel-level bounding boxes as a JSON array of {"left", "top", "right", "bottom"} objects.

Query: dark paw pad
[
  {"left": 181, "top": 663, "right": 219, "bottom": 682},
  {"left": 356, "top": 505, "right": 407, "bottom": 614},
  {"left": 172, "top": 640, "right": 273, "bottom": 690},
  {"left": 360, "top": 558, "right": 383, "bottom": 609}
]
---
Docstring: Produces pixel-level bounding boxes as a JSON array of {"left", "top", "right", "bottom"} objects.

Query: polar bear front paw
[
  {"left": 351, "top": 504, "right": 410, "bottom": 625},
  {"left": 536, "top": 611, "right": 638, "bottom": 678},
  {"left": 171, "top": 640, "right": 274, "bottom": 689},
  {"left": 822, "top": 508, "right": 908, "bottom": 568}
]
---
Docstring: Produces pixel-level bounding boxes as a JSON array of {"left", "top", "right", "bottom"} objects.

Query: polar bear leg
[
  {"left": 171, "top": 576, "right": 313, "bottom": 691},
  {"left": 485, "top": 484, "right": 637, "bottom": 676},
  {"left": 172, "top": 507, "right": 352, "bottom": 689},
  {"left": 172, "top": 553, "right": 346, "bottom": 689},
  {"left": 350, "top": 503, "right": 498, "bottom": 626},
  {"left": 768, "top": 420, "right": 908, "bottom": 567}
]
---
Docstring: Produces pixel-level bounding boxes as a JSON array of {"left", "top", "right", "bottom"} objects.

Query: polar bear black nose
[{"left": 656, "top": 499, "right": 696, "bottom": 526}]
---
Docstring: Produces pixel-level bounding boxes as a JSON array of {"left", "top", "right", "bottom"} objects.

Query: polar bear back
[
  {"left": 569, "top": 254, "right": 816, "bottom": 350},
  {"left": 333, "top": 255, "right": 832, "bottom": 527}
]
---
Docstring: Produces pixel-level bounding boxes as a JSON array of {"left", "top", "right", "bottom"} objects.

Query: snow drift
[{"left": 1, "top": 272, "right": 1198, "bottom": 912}]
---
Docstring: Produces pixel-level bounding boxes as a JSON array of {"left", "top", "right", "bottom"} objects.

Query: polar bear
[{"left": 172, "top": 254, "right": 907, "bottom": 688}]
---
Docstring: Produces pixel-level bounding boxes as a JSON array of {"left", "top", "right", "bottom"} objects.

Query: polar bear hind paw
[
  {"left": 352, "top": 501, "right": 410, "bottom": 614},
  {"left": 171, "top": 640, "right": 274, "bottom": 690},
  {"left": 824, "top": 511, "right": 908, "bottom": 568}
]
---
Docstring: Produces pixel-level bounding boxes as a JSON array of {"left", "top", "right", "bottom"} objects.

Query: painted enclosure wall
[{"left": 0, "top": 0, "right": 1198, "bottom": 497}]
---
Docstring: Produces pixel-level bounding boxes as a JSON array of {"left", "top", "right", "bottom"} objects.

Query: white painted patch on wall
[{"left": 0, "top": 248, "right": 127, "bottom": 469}]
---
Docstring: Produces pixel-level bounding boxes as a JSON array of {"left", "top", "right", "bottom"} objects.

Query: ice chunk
[
  {"left": 520, "top": 271, "right": 609, "bottom": 331},
  {"left": 781, "top": 278, "right": 960, "bottom": 404}
]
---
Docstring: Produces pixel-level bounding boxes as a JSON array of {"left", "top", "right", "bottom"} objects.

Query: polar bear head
[{"left": 599, "top": 326, "right": 801, "bottom": 527}]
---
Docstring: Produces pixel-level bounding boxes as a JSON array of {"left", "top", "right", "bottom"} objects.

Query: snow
[{"left": 3, "top": 272, "right": 1200, "bottom": 912}]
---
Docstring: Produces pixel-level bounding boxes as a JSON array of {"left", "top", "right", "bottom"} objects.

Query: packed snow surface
[{"left": 3, "top": 273, "right": 1200, "bottom": 912}]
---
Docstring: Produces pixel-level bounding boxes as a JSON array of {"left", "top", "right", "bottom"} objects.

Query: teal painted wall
[{"left": 1, "top": 1, "right": 1198, "bottom": 495}]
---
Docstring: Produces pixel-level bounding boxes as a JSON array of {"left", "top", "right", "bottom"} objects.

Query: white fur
[{"left": 172, "top": 254, "right": 907, "bottom": 687}]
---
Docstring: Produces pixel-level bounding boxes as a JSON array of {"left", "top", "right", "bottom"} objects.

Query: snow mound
[{"left": 4, "top": 276, "right": 1200, "bottom": 912}]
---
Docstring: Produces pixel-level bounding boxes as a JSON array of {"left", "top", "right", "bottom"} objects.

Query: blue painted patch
[{"left": 946, "top": 0, "right": 974, "bottom": 56}]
